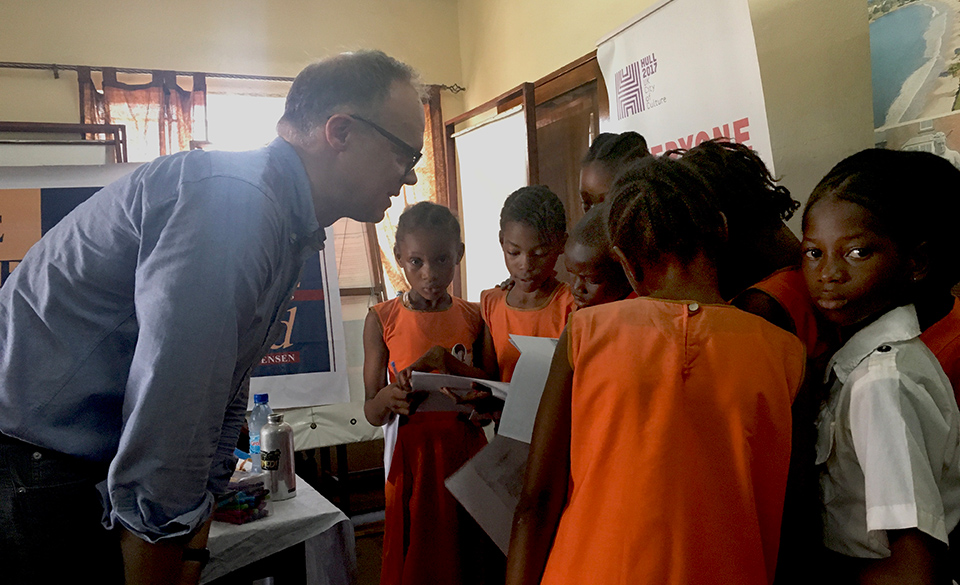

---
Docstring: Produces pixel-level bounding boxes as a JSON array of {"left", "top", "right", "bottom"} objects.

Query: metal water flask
[{"left": 260, "top": 413, "right": 296, "bottom": 500}]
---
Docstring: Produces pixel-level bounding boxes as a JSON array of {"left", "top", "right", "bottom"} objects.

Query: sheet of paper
[
  {"left": 497, "top": 335, "right": 559, "bottom": 443},
  {"left": 382, "top": 415, "right": 398, "bottom": 480},
  {"left": 444, "top": 435, "right": 530, "bottom": 555},
  {"left": 383, "top": 374, "right": 508, "bottom": 478},
  {"left": 408, "top": 372, "right": 509, "bottom": 414}
]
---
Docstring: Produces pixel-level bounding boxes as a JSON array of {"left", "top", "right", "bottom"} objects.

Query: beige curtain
[
  {"left": 80, "top": 68, "right": 206, "bottom": 162},
  {"left": 375, "top": 86, "right": 448, "bottom": 298}
]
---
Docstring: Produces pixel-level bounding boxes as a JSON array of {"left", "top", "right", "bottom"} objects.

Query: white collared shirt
[{"left": 817, "top": 304, "right": 960, "bottom": 558}]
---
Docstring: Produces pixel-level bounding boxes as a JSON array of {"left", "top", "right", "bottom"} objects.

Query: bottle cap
[
  {"left": 268, "top": 413, "right": 284, "bottom": 423},
  {"left": 254, "top": 393, "right": 269, "bottom": 404}
]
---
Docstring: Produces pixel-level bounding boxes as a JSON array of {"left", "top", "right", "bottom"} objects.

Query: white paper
[
  {"left": 383, "top": 373, "right": 508, "bottom": 480},
  {"left": 498, "top": 335, "right": 559, "bottom": 444},
  {"left": 382, "top": 415, "right": 399, "bottom": 481},
  {"left": 409, "top": 372, "right": 509, "bottom": 408},
  {"left": 444, "top": 435, "right": 530, "bottom": 555}
]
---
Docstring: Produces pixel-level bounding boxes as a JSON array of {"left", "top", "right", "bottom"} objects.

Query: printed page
[
  {"left": 497, "top": 335, "right": 559, "bottom": 443},
  {"left": 408, "top": 372, "right": 509, "bottom": 413},
  {"left": 444, "top": 435, "right": 530, "bottom": 555}
]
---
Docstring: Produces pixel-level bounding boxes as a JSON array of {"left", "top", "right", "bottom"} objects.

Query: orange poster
[{"left": 0, "top": 189, "right": 42, "bottom": 279}]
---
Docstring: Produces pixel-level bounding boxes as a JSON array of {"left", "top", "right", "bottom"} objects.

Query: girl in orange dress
[
  {"left": 676, "top": 140, "right": 819, "bottom": 585},
  {"left": 506, "top": 156, "right": 806, "bottom": 585},
  {"left": 563, "top": 203, "right": 634, "bottom": 309},
  {"left": 578, "top": 132, "right": 649, "bottom": 213},
  {"left": 362, "top": 202, "right": 489, "bottom": 585},
  {"left": 480, "top": 186, "right": 576, "bottom": 383}
]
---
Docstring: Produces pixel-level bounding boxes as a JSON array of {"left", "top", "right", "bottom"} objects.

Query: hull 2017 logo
[{"left": 616, "top": 53, "right": 666, "bottom": 120}]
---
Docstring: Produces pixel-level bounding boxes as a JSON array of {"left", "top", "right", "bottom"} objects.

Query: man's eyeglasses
[{"left": 348, "top": 114, "right": 422, "bottom": 175}]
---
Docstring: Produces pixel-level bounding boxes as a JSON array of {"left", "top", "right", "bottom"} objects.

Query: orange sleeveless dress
[
  {"left": 747, "top": 266, "right": 837, "bottom": 360},
  {"left": 920, "top": 298, "right": 960, "bottom": 406},
  {"left": 479, "top": 283, "right": 576, "bottom": 382},
  {"left": 370, "top": 296, "right": 489, "bottom": 585},
  {"left": 541, "top": 298, "right": 805, "bottom": 585}
]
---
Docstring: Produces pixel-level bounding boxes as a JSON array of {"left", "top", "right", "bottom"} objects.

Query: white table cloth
[{"left": 202, "top": 476, "right": 356, "bottom": 584}]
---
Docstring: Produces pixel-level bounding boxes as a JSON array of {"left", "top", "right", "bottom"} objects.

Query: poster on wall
[
  {"left": 248, "top": 242, "right": 350, "bottom": 409},
  {"left": 0, "top": 164, "right": 349, "bottom": 410},
  {"left": 596, "top": 0, "right": 775, "bottom": 171},
  {"left": 869, "top": 0, "right": 960, "bottom": 168}
]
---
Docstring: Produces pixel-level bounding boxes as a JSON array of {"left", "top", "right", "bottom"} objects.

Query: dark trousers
[{"left": 0, "top": 433, "right": 123, "bottom": 584}]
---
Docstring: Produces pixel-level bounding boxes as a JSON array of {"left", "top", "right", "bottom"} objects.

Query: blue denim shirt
[{"left": 0, "top": 137, "right": 323, "bottom": 542}]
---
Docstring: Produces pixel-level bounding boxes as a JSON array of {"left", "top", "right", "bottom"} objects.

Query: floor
[{"left": 354, "top": 519, "right": 385, "bottom": 585}]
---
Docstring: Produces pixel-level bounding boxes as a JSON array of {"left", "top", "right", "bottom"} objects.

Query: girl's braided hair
[
  {"left": 500, "top": 185, "right": 567, "bottom": 245},
  {"left": 606, "top": 156, "right": 726, "bottom": 268}
]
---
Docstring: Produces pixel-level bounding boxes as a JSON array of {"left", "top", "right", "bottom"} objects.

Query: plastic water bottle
[{"left": 249, "top": 393, "right": 272, "bottom": 474}]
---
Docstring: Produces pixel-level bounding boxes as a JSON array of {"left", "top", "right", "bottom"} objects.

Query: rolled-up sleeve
[
  {"left": 849, "top": 355, "right": 951, "bottom": 543},
  {"left": 99, "top": 175, "right": 283, "bottom": 542}
]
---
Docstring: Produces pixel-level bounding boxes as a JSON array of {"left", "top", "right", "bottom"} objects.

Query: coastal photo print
[{"left": 870, "top": 0, "right": 960, "bottom": 169}]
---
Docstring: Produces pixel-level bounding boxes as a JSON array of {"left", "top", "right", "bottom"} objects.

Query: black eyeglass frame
[{"left": 347, "top": 114, "right": 423, "bottom": 174}]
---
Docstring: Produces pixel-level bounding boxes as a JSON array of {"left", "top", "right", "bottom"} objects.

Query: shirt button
[
  {"left": 32, "top": 452, "right": 42, "bottom": 460},
  {"left": 877, "top": 345, "right": 891, "bottom": 352},
  {"left": 688, "top": 302, "right": 700, "bottom": 312}
]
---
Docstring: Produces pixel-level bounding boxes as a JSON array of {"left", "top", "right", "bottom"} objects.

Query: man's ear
[
  {"left": 456, "top": 242, "right": 465, "bottom": 263},
  {"left": 324, "top": 114, "right": 353, "bottom": 153},
  {"left": 394, "top": 242, "right": 403, "bottom": 264}
]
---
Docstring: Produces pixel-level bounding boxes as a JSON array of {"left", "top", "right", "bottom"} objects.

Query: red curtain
[
  {"left": 79, "top": 68, "right": 206, "bottom": 162},
  {"left": 375, "top": 86, "right": 447, "bottom": 297}
]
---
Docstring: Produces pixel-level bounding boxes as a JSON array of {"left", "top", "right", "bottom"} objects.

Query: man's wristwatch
[{"left": 182, "top": 547, "right": 211, "bottom": 567}]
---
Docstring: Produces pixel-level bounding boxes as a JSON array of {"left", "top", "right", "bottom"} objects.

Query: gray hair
[{"left": 280, "top": 50, "right": 422, "bottom": 134}]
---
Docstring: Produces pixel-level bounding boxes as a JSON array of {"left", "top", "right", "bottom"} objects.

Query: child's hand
[
  {"left": 405, "top": 345, "right": 450, "bottom": 375},
  {"left": 441, "top": 383, "right": 504, "bottom": 426},
  {"left": 376, "top": 383, "right": 415, "bottom": 417},
  {"left": 498, "top": 277, "right": 515, "bottom": 292}
]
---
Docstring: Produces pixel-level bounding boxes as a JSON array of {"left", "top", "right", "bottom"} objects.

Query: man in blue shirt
[{"left": 0, "top": 49, "right": 424, "bottom": 584}]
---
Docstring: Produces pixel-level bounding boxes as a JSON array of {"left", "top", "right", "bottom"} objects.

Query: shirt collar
[
  {"left": 266, "top": 137, "right": 325, "bottom": 249},
  {"left": 827, "top": 304, "right": 921, "bottom": 383}
]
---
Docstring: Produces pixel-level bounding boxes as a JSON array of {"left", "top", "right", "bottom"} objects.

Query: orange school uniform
[
  {"left": 920, "top": 298, "right": 960, "bottom": 405},
  {"left": 370, "top": 296, "right": 488, "bottom": 585},
  {"left": 479, "top": 283, "right": 576, "bottom": 382},
  {"left": 541, "top": 298, "right": 805, "bottom": 585},
  {"left": 748, "top": 267, "right": 835, "bottom": 360}
]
